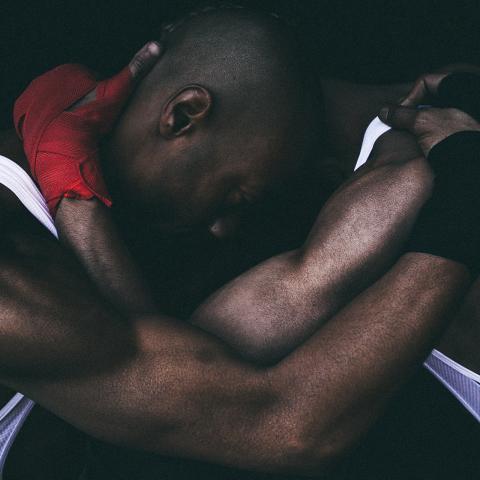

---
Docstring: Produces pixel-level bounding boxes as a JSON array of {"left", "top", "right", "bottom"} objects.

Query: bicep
[
  {"left": 191, "top": 145, "right": 433, "bottom": 365},
  {"left": 0, "top": 207, "right": 289, "bottom": 469},
  {"left": 2, "top": 313, "right": 299, "bottom": 473},
  {"left": 191, "top": 249, "right": 333, "bottom": 364},
  {"left": 0, "top": 191, "right": 301, "bottom": 471}
]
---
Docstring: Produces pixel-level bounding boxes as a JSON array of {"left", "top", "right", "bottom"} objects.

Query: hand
[
  {"left": 398, "top": 63, "right": 480, "bottom": 107},
  {"left": 379, "top": 65, "right": 480, "bottom": 156},
  {"left": 69, "top": 41, "right": 162, "bottom": 110},
  {"left": 14, "top": 41, "right": 163, "bottom": 216},
  {"left": 378, "top": 105, "right": 480, "bottom": 156},
  {"left": 397, "top": 72, "right": 448, "bottom": 108}
]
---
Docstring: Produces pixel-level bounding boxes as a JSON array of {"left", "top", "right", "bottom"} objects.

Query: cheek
[{"left": 186, "top": 192, "right": 224, "bottom": 226}]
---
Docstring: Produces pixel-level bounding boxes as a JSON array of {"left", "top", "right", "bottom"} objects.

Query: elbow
[
  {"left": 274, "top": 428, "right": 351, "bottom": 477},
  {"left": 263, "top": 425, "right": 351, "bottom": 476},
  {"left": 239, "top": 340, "right": 291, "bottom": 366},
  {"left": 192, "top": 314, "right": 297, "bottom": 367},
  {"left": 277, "top": 424, "right": 355, "bottom": 476},
  {"left": 271, "top": 387, "right": 360, "bottom": 475},
  {"left": 211, "top": 326, "right": 296, "bottom": 365}
]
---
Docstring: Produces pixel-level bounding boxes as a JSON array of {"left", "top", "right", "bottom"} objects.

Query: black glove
[
  {"left": 407, "top": 130, "right": 480, "bottom": 274},
  {"left": 437, "top": 72, "right": 480, "bottom": 123}
]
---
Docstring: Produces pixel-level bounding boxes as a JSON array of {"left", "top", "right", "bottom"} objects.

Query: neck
[{"left": 319, "top": 77, "right": 413, "bottom": 174}]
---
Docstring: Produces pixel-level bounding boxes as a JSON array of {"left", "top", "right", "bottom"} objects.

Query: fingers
[
  {"left": 379, "top": 104, "right": 480, "bottom": 157},
  {"left": 128, "top": 41, "right": 163, "bottom": 81},
  {"left": 94, "top": 41, "right": 163, "bottom": 107},
  {"left": 400, "top": 73, "right": 447, "bottom": 107},
  {"left": 72, "top": 41, "right": 164, "bottom": 125},
  {"left": 379, "top": 104, "right": 419, "bottom": 132},
  {"left": 400, "top": 77, "right": 429, "bottom": 107}
]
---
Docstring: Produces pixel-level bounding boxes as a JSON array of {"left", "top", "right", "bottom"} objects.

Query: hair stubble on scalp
[
  {"left": 105, "top": 4, "right": 326, "bottom": 229},
  {"left": 135, "top": 5, "right": 322, "bottom": 142}
]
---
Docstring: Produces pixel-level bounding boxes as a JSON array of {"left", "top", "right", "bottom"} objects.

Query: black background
[{"left": 2, "top": 0, "right": 480, "bottom": 129}]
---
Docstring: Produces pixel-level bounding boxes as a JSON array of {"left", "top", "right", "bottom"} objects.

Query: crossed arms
[{"left": 0, "top": 130, "right": 471, "bottom": 474}]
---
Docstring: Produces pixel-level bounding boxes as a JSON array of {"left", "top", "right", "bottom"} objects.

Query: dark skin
[
  {"left": 79, "top": 53, "right": 480, "bottom": 369},
  {"left": 378, "top": 72, "right": 480, "bottom": 371},
  {"left": 0, "top": 122, "right": 472, "bottom": 475},
  {"left": 0, "top": 32, "right": 478, "bottom": 474},
  {"left": 105, "top": 11, "right": 317, "bottom": 240}
]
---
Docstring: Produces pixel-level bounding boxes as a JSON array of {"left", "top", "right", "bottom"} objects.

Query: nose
[{"left": 209, "top": 213, "right": 242, "bottom": 239}]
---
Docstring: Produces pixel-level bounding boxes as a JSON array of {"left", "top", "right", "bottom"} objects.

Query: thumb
[
  {"left": 73, "top": 42, "right": 164, "bottom": 131},
  {"left": 129, "top": 41, "right": 164, "bottom": 81},
  {"left": 379, "top": 104, "right": 419, "bottom": 132},
  {"left": 94, "top": 41, "right": 163, "bottom": 103},
  {"left": 400, "top": 73, "right": 447, "bottom": 107}
]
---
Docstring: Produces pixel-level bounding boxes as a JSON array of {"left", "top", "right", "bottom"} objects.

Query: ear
[{"left": 159, "top": 85, "right": 212, "bottom": 139}]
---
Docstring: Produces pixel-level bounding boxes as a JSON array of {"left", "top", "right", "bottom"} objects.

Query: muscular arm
[
  {"left": 0, "top": 146, "right": 471, "bottom": 474},
  {"left": 58, "top": 130, "right": 433, "bottom": 365},
  {"left": 192, "top": 132, "right": 431, "bottom": 362},
  {"left": 55, "top": 198, "right": 156, "bottom": 315},
  {"left": 0, "top": 224, "right": 469, "bottom": 474}
]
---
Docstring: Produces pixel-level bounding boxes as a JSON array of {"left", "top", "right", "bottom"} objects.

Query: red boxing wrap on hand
[{"left": 13, "top": 64, "right": 134, "bottom": 216}]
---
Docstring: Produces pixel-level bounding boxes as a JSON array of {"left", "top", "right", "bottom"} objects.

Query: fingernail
[{"left": 148, "top": 42, "right": 161, "bottom": 55}]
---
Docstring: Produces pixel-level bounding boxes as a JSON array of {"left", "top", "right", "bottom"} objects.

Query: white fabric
[
  {"left": 0, "top": 154, "right": 58, "bottom": 474},
  {"left": 425, "top": 350, "right": 480, "bottom": 422},
  {"left": 0, "top": 394, "right": 34, "bottom": 474},
  {"left": 0, "top": 155, "right": 57, "bottom": 239},
  {"left": 355, "top": 117, "right": 480, "bottom": 422},
  {"left": 354, "top": 116, "right": 391, "bottom": 171}
]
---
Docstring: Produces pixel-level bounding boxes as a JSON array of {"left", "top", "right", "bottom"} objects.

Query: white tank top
[
  {"left": 356, "top": 117, "right": 480, "bottom": 422},
  {"left": 0, "top": 154, "right": 58, "bottom": 474}
]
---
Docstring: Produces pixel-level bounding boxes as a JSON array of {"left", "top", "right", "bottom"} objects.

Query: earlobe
[{"left": 159, "top": 85, "right": 212, "bottom": 139}]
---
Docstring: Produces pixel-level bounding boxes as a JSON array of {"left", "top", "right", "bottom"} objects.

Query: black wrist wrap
[
  {"left": 407, "top": 131, "right": 480, "bottom": 273},
  {"left": 437, "top": 72, "right": 480, "bottom": 122}
]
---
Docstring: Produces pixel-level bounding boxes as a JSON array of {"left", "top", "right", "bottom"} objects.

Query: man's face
[{"left": 108, "top": 116, "right": 304, "bottom": 239}]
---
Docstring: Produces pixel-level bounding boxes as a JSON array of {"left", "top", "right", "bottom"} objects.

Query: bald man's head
[{"left": 106, "top": 7, "right": 322, "bottom": 238}]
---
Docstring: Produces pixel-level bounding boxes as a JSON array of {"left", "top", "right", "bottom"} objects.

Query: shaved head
[
  {"left": 106, "top": 6, "right": 321, "bottom": 238},
  {"left": 144, "top": 7, "right": 309, "bottom": 107}
]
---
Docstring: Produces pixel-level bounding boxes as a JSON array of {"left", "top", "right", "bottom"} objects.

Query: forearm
[
  {"left": 55, "top": 198, "right": 156, "bottom": 315},
  {"left": 134, "top": 255, "right": 468, "bottom": 472},
  {"left": 275, "top": 253, "right": 468, "bottom": 465},
  {"left": 193, "top": 156, "right": 433, "bottom": 363},
  {"left": 0, "top": 192, "right": 467, "bottom": 471},
  {"left": 1, "top": 249, "right": 468, "bottom": 475}
]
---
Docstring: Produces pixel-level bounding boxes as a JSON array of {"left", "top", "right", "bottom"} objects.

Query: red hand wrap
[{"left": 13, "top": 64, "right": 133, "bottom": 216}]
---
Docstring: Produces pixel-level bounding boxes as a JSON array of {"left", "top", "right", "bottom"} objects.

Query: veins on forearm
[{"left": 55, "top": 198, "right": 156, "bottom": 315}]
